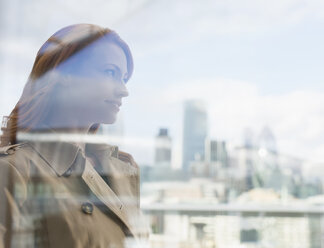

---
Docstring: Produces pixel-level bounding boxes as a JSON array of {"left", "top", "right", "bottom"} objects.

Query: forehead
[
  {"left": 86, "top": 41, "right": 128, "bottom": 73},
  {"left": 58, "top": 40, "right": 128, "bottom": 76}
]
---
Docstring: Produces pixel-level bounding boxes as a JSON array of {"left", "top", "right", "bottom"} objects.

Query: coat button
[
  {"left": 81, "top": 202, "right": 94, "bottom": 215},
  {"left": 63, "top": 167, "right": 72, "bottom": 177}
]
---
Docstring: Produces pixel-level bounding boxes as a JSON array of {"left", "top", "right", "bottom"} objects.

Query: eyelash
[
  {"left": 104, "top": 69, "right": 116, "bottom": 77},
  {"left": 104, "top": 69, "right": 128, "bottom": 84}
]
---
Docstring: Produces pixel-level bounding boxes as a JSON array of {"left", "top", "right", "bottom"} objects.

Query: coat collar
[
  {"left": 28, "top": 141, "right": 81, "bottom": 176},
  {"left": 28, "top": 140, "right": 118, "bottom": 176}
]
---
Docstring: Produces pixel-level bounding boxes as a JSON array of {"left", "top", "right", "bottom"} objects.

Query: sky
[{"left": 0, "top": 0, "right": 324, "bottom": 166}]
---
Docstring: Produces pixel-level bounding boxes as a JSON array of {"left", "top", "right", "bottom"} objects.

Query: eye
[{"left": 104, "top": 69, "right": 116, "bottom": 77}]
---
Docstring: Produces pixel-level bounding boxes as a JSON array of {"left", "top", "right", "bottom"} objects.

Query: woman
[{"left": 0, "top": 24, "right": 148, "bottom": 248}]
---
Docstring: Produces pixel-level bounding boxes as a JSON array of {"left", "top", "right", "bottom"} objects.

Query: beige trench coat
[{"left": 0, "top": 141, "right": 149, "bottom": 248}]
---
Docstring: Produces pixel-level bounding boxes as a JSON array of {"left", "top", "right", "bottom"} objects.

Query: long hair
[{"left": 0, "top": 24, "right": 133, "bottom": 146}]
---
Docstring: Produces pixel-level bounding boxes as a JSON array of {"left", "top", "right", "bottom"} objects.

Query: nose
[{"left": 115, "top": 82, "right": 129, "bottom": 98}]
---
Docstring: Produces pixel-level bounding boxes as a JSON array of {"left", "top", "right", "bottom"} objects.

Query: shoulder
[
  {"left": 0, "top": 143, "right": 31, "bottom": 193},
  {"left": 0, "top": 143, "right": 28, "bottom": 156},
  {"left": 0, "top": 142, "right": 34, "bottom": 157},
  {"left": 117, "top": 150, "right": 138, "bottom": 169},
  {"left": 0, "top": 143, "right": 34, "bottom": 169}
]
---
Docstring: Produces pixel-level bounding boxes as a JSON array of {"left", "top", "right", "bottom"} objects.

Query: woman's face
[{"left": 56, "top": 40, "right": 129, "bottom": 127}]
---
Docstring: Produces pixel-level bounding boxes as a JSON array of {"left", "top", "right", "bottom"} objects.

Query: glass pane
[{"left": 1, "top": 1, "right": 324, "bottom": 248}]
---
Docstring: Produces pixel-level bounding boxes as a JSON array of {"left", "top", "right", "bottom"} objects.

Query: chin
[{"left": 102, "top": 115, "right": 117, "bottom": 125}]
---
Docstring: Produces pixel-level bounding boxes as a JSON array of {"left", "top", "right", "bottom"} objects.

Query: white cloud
[{"left": 118, "top": 0, "right": 324, "bottom": 58}]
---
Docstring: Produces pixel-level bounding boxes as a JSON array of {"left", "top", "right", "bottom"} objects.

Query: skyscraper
[
  {"left": 182, "top": 100, "right": 207, "bottom": 172},
  {"left": 154, "top": 128, "right": 172, "bottom": 167},
  {"left": 258, "top": 126, "right": 277, "bottom": 153},
  {"left": 205, "top": 139, "right": 228, "bottom": 167}
]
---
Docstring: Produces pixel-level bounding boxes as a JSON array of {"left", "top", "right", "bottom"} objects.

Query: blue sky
[{"left": 119, "top": 2, "right": 324, "bottom": 95}]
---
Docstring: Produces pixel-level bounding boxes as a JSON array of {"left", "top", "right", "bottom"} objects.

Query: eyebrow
[{"left": 103, "top": 63, "right": 128, "bottom": 78}]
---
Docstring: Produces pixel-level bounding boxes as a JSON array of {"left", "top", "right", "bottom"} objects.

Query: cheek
[
  {"left": 80, "top": 82, "right": 116, "bottom": 114},
  {"left": 78, "top": 80, "right": 114, "bottom": 101},
  {"left": 61, "top": 79, "right": 117, "bottom": 120}
]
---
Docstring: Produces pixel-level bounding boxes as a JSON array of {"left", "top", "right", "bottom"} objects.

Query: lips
[{"left": 104, "top": 100, "right": 121, "bottom": 111}]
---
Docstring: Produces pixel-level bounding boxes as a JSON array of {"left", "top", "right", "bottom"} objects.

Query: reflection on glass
[{"left": 1, "top": 14, "right": 323, "bottom": 248}]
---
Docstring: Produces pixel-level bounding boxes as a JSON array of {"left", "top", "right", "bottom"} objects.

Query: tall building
[
  {"left": 182, "top": 100, "right": 207, "bottom": 172},
  {"left": 205, "top": 139, "right": 228, "bottom": 166},
  {"left": 243, "top": 127, "right": 254, "bottom": 149},
  {"left": 257, "top": 126, "right": 277, "bottom": 153},
  {"left": 154, "top": 128, "right": 172, "bottom": 167}
]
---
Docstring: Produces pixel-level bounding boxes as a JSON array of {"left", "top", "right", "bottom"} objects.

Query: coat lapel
[{"left": 81, "top": 159, "right": 139, "bottom": 240}]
